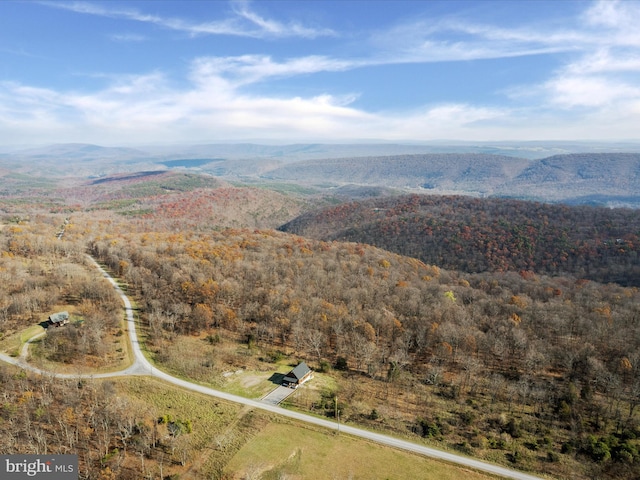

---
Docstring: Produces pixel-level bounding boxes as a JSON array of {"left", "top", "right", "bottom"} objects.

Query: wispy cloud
[
  {"left": 109, "top": 33, "right": 147, "bottom": 43},
  {"left": 42, "top": 0, "right": 335, "bottom": 39},
  {"left": 0, "top": 64, "right": 507, "bottom": 145},
  {"left": 3, "top": 0, "right": 640, "bottom": 144},
  {"left": 0, "top": 46, "right": 43, "bottom": 59},
  {"left": 190, "top": 55, "right": 359, "bottom": 89},
  {"left": 544, "top": 75, "right": 640, "bottom": 109},
  {"left": 231, "top": 0, "right": 335, "bottom": 39},
  {"left": 369, "top": 16, "right": 581, "bottom": 65},
  {"left": 381, "top": 0, "right": 639, "bottom": 133},
  {"left": 582, "top": 0, "right": 640, "bottom": 46}
]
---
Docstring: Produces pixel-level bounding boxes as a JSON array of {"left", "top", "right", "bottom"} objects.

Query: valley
[
  {"left": 3, "top": 142, "right": 640, "bottom": 207},
  {"left": 1, "top": 144, "right": 640, "bottom": 479}
]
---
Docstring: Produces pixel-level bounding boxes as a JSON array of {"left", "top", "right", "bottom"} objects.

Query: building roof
[
  {"left": 49, "top": 311, "right": 69, "bottom": 323},
  {"left": 285, "top": 361, "right": 311, "bottom": 381}
]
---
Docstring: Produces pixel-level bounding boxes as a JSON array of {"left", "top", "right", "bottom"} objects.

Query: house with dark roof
[
  {"left": 282, "top": 361, "right": 312, "bottom": 388},
  {"left": 47, "top": 311, "right": 69, "bottom": 327}
]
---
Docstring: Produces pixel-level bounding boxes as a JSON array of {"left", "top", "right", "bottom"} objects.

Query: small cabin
[
  {"left": 282, "top": 362, "right": 312, "bottom": 388},
  {"left": 47, "top": 311, "right": 70, "bottom": 327}
]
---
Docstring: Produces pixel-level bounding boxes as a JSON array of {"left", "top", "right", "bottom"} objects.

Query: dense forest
[
  {"left": 88, "top": 225, "right": 640, "bottom": 479},
  {"left": 2, "top": 183, "right": 640, "bottom": 478},
  {"left": 280, "top": 194, "right": 640, "bottom": 286}
]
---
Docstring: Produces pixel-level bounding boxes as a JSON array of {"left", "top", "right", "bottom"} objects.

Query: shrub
[
  {"left": 318, "top": 360, "right": 331, "bottom": 373},
  {"left": 581, "top": 435, "right": 611, "bottom": 463},
  {"left": 459, "top": 410, "right": 475, "bottom": 426},
  {"left": 547, "top": 451, "right": 560, "bottom": 463},
  {"left": 506, "top": 450, "right": 520, "bottom": 464},
  {"left": 334, "top": 356, "right": 348, "bottom": 371},
  {"left": 414, "top": 418, "right": 441, "bottom": 438},
  {"left": 613, "top": 441, "right": 638, "bottom": 463},
  {"left": 504, "top": 417, "right": 522, "bottom": 438},
  {"left": 488, "top": 436, "right": 507, "bottom": 449}
]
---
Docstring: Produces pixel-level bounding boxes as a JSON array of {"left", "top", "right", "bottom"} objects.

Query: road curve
[{"left": 0, "top": 256, "right": 545, "bottom": 480}]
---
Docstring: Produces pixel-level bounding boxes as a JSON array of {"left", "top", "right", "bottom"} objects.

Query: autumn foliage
[{"left": 280, "top": 194, "right": 640, "bottom": 286}]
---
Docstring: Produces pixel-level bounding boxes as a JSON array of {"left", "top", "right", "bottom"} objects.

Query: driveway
[{"left": 261, "top": 385, "right": 296, "bottom": 405}]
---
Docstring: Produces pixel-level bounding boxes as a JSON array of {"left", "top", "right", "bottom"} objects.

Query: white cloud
[
  {"left": 545, "top": 75, "right": 640, "bottom": 108},
  {"left": 369, "top": 15, "right": 584, "bottom": 65},
  {"left": 4, "top": 0, "right": 640, "bottom": 145},
  {"left": 0, "top": 69, "right": 505, "bottom": 144},
  {"left": 582, "top": 0, "right": 640, "bottom": 45},
  {"left": 43, "top": 0, "right": 335, "bottom": 39},
  {"left": 231, "top": 0, "right": 335, "bottom": 39},
  {"left": 532, "top": 2, "right": 640, "bottom": 115},
  {"left": 565, "top": 48, "right": 640, "bottom": 75}
]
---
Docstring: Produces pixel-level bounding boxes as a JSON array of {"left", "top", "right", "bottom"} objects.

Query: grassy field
[
  {"left": 224, "top": 421, "right": 502, "bottom": 480},
  {"left": 116, "top": 376, "right": 270, "bottom": 479},
  {"left": 0, "top": 324, "right": 44, "bottom": 357},
  {"left": 117, "top": 377, "right": 506, "bottom": 480}
]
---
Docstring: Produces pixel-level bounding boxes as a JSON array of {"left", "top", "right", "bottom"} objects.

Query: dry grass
[
  {"left": 115, "top": 377, "right": 270, "bottom": 479},
  {"left": 0, "top": 324, "right": 44, "bottom": 356},
  {"left": 224, "top": 421, "right": 503, "bottom": 480}
]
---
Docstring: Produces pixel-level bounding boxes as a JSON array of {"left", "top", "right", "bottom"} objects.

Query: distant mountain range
[
  {"left": 2, "top": 142, "right": 640, "bottom": 206},
  {"left": 263, "top": 152, "right": 640, "bottom": 207}
]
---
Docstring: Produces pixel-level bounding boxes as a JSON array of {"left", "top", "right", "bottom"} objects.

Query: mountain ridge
[
  {"left": 2, "top": 143, "right": 640, "bottom": 207},
  {"left": 263, "top": 152, "right": 640, "bottom": 207}
]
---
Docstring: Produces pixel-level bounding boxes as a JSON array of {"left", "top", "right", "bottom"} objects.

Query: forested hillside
[
  {"left": 89, "top": 227, "right": 640, "bottom": 479},
  {"left": 264, "top": 152, "right": 640, "bottom": 206},
  {"left": 2, "top": 170, "right": 640, "bottom": 478},
  {"left": 4, "top": 146, "right": 640, "bottom": 206},
  {"left": 280, "top": 194, "right": 640, "bottom": 286},
  {"left": 0, "top": 170, "right": 309, "bottom": 229},
  {"left": 264, "top": 153, "right": 529, "bottom": 193}
]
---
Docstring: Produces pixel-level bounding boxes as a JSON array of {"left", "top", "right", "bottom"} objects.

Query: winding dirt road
[{"left": 0, "top": 256, "right": 545, "bottom": 480}]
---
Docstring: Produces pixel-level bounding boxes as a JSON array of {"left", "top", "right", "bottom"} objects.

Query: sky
[{"left": 1, "top": 0, "right": 640, "bottom": 146}]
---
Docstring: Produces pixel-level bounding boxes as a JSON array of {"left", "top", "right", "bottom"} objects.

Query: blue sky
[{"left": 1, "top": 0, "right": 640, "bottom": 146}]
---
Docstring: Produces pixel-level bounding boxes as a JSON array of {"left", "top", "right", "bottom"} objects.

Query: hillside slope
[
  {"left": 510, "top": 153, "right": 640, "bottom": 204},
  {"left": 264, "top": 152, "right": 640, "bottom": 206},
  {"left": 88, "top": 227, "right": 640, "bottom": 480},
  {"left": 264, "top": 153, "right": 530, "bottom": 194},
  {"left": 279, "top": 194, "right": 640, "bottom": 286}
]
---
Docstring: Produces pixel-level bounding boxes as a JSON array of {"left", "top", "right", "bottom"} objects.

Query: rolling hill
[
  {"left": 3, "top": 143, "right": 640, "bottom": 206},
  {"left": 264, "top": 152, "right": 640, "bottom": 207},
  {"left": 509, "top": 153, "right": 640, "bottom": 204},
  {"left": 263, "top": 153, "right": 530, "bottom": 193},
  {"left": 279, "top": 194, "right": 640, "bottom": 286}
]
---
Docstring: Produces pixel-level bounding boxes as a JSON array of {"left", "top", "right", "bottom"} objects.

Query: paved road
[{"left": 0, "top": 256, "right": 545, "bottom": 480}]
